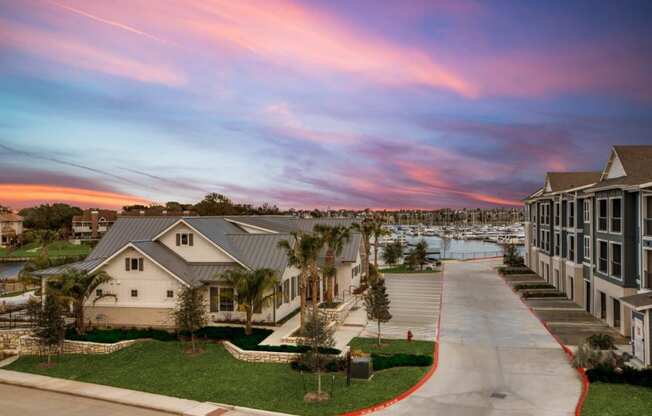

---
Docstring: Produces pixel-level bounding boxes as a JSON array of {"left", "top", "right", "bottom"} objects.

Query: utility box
[{"left": 350, "top": 356, "right": 373, "bottom": 380}]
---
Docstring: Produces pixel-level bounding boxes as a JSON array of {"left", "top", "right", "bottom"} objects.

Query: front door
[
  {"left": 633, "top": 313, "right": 645, "bottom": 363},
  {"left": 585, "top": 281, "right": 591, "bottom": 312}
]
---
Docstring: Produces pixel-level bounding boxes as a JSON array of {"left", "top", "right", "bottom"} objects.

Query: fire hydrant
[{"left": 407, "top": 330, "right": 413, "bottom": 342}]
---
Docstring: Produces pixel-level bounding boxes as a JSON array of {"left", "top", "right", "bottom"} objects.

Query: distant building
[
  {"left": 72, "top": 209, "right": 118, "bottom": 241},
  {"left": 0, "top": 212, "right": 23, "bottom": 247},
  {"left": 120, "top": 207, "right": 198, "bottom": 217}
]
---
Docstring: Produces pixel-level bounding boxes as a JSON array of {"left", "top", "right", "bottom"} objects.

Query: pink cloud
[{"left": 0, "top": 17, "right": 184, "bottom": 86}]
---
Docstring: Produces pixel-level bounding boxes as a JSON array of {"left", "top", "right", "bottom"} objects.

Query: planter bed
[
  {"left": 513, "top": 283, "right": 555, "bottom": 291},
  {"left": 521, "top": 291, "right": 566, "bottom": 299}
]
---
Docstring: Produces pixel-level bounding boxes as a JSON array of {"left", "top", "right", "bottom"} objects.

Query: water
[
  {"left": 400, "top": 236, "right": 524, "bottom": 260},
  {"left": 0, "top": 262, "right": 25, "bottom": 280}
]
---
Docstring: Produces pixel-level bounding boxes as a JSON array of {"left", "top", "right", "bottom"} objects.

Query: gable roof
[
  {"left": 228, "top": 233, "right": 290, "bottom": 274},
  {"left": 88, "top": 217, "right": 178, "bottom": 260},
  {"left": 0, "top": 212, "right": 22, "bottom": 222},
  {"left": 589, "top": 145, "right": 652, "bottom": 190},
  {"left": 544, "top": 172, "right": 601, "bottom": 193}
]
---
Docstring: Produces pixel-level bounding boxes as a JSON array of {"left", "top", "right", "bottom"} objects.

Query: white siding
[
  {"left": 158, "top": 223, "right": 233, "bottom": 262},
  {"left": 88, "top": 247, "right": 184, "bottom": 309}
]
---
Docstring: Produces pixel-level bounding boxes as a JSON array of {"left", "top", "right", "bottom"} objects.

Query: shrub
[
  {"left": 521, "top": 291, "right": 565, "bottom": 299},
  {"left": 586, "top": 365, "right": 652, "bottom": 388},
  {"left": 371, "top": 353, "right": 433, "bottom": 371},
  {"left": 586, "top": 334, "right": 616, "bottom": 350},
  {"left": 65, "top": 328, "right": 177, "bottom": 343},
  {"left": 498, "top": 266, "right": 535, "bottom": 275}
]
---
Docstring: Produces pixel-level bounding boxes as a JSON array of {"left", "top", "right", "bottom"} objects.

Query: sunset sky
[{"left": 1, "top": 0, "right": 652, "bottom": 210}]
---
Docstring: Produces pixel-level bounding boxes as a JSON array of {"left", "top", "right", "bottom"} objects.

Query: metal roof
[
  {"left": 227, "top": 233, "right": 290, "bottom": 275},
  {"left": 189, "top": 263, "right": 240, "bottom": 283},
  {"left": 131, "top": 241, "right": 194, "bottom": 285},
  {"left": 88, "top": 217, "right": 178, "bottom": 260},
  {"left": 32, "top": 257, "right": 105, "bottom": 277}
]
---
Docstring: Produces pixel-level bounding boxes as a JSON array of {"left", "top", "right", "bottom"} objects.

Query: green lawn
[
  {"left": 349, "top": 337, "right": 435, "bottom": 356},
  {"left": 7, "top": 341, "right": 430, "bottom": 416},
  {"left": 582, "top": 383, "right": 652, "bottom": 416},
  {"left": 2, "top": 241, "right": 91, "bottom": 258},
  {"left": 380, "top": 265, "right": 439, "bottom": 274}
]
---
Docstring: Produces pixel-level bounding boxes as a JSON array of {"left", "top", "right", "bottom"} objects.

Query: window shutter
[
  {"left": 189, "top": 233, "right": 194, "bottom": 246},
  {"left": 138, "top": 257, "right": 144, "bottom": 271},
  {"left": 176, "top": 233, "right": 180, "bottom": 246},
  {"left": 125, "top": 258, "right": 130, "bottom": 271}
]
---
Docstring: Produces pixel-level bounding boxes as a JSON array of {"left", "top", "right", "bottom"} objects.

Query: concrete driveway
[
  {"left": 376, "top": 260, "right": 582, "bottom": 416},
  {"left": 364, "top": 272, "right": 442, "bottom": 341}
]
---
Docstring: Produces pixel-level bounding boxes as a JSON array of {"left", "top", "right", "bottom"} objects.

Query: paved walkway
[
  {"left": 364, "top": 273, "right": 442, "bottom": 341},
  {"left": 376, "top": 260, "right": 582, "bottom": 416}
]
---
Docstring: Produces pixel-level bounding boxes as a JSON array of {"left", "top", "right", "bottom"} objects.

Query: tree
[
  {"left": 278, "top": 232, "right": 322, "bottom": 328},
  {"left": 412, "top": 239, "right": 428, "bottom": 271},
  {"left": 48, "top": 269, "right": 112, "bottom": 334},
  {"left": 174, "top": 286, "right": 207, "bottom": 353},
  {"left": 370, "top": 219, "right": 390, "bottom": 268},
  {"left": 381, "top": 241, "right": 403, "bottom": 267},
  {"left": 440, "top": 235, "right": 452, "bottom": 259},
  {"left": 31, "top": 229, "right": 60, "bottom": 260},
  {"left": 313, "top": 225, "right": 350, "bottom": 303},
  {"left": 222, "top": 268, "right": 278, "bottom": 335},
  {"left": 352, "top": 219, "right": 374, "bottom": 283},
  {"left": 300, "top": 309, "right": 335, "bottom": 400},
  {"left": 35, "top": 294, "right": 65, "bottom": 365},
  {"left": 18, "top": 203, "right": 82, "bottom": 231},
  {"left": 365, "top": 278, "right": 392, "bottom": 346},
  {"left": 503, "top": 244, "right": 524, "bottom": 267}
]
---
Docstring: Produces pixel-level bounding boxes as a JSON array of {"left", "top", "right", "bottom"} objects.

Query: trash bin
[{"left": 350, "top": 356, "right": 373, "bottom": 380}]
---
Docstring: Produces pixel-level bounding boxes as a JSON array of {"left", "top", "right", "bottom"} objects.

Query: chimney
[
  {"left": 139, "top": 210, "right": 145, "bottom": 216},
  {"left": 91, "top": 210, "right": 99, "bottom": 239},
  {"left": 162, "top": 210, "right": 168, "bottom": 215}
]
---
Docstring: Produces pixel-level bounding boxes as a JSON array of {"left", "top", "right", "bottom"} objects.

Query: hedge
[
  {"left": 521, "top": 292, "right": 566, "bottom": 299},
  {"left": 371, "top": 353, "right": 433, "bottom": 370},
  {"left": 513, "top": 284, "right": 555, "bottom": 290},
  {"left": 66, "top": 326, "right": 340, "bottom": 355},
  {"left": 498, "top": 267, "right": 535, "bottom": 275},
  {"left": 586, "top": 365, "right": 652, "bottom": 388}
]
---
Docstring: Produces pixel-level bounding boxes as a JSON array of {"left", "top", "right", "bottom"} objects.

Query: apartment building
[
  {"left": 72, "top": 209, "right": 118, "bottom": 241},
  {"left": 524, "top": 145, "right": 652, "bottom": 366}
]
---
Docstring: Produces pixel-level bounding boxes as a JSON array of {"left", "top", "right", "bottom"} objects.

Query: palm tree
[
  {"left": 313, "top": 225, "right": 350, "bottom": 303},
  {"left": 278, "top": 232, "right": 322, "bottom": 328},
  {"left": 222, "top": 268, "right": 278, "bottom": 335},
  {"left": 370, "top": 219, "right": 390, "bottom": 268},
  {"left": 32, "top": 229, "right": 59, "bottom": 260},
  {"left": 352, "top": 219, "right": 374, "bottom": 283},
  {"left": 48, "top": 269, "right": 112, "bottom": 334}
]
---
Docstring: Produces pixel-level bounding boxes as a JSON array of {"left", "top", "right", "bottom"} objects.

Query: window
[
  {"left": 283, "top": 279, "right": 290, "bottom": 303},
  {"left": 569, "top": 277, "right": 574, "bottom": 301},
  {"left": 275, "top": 284, "right": 283, "bottom": 308},
  {"left": 568, "top": 201, "right": 575, "bottom": 228},
  {"left": 554, "top": 203, "right": 560, "bottom": 226},
  {"left": 610, "top": 198, "right": 622, "bottom": 233},
  {"left": 568, "top": 235, "right": 575, "bottom": 262},
  {"left": 583, "top": 199, "right": 591, "bottom": 223},
  {"left": 96, "top": 289, "right": 103, "bottom": 297},
  {"left": 125, "top": 257, "right": 144, "bottom": 271},
  {"left": 291, "top": 276, "right": 297, "bottom": 300},
  {"left": 554, "top": 233, "right": 560, "bottom": 256},
  {"left": 584, "top": 236, "right": 590, "bottom": 260},
  {"left": 613, "top": 299, "right": 621, "bottom": 329},
  {"left": 175, "top": 232, "right": 194, "bottom": 246},
  {"left": 598, "top": 199, "right": 608, "bottom": 231},
  {"left": 131, "top": 289, "right": 138, "bottom": 298},
  {"left": 610, "top": 242, "right": 622, "bottom": 279},
  {"left": 220, "top": 287, "right": 234, "bottom": 311},
  {"left": 167, "top": 290, "right": 174, "bottom": 298},
  {"left": 210, "top": 287, "right": 219, "bottom": 312},
  {"left": 598, "top": 240, "right": 608, "bottom": 274},
  {"left": 600, "top": 292, "right": 606, "bottom": 320}
]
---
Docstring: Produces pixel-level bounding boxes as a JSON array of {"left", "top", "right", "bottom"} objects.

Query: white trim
[
  {"left": 597, "top": 238, "right": 609, "bottom": 275},
  {"left": 90, "top": 243, "right": 191, "bottom": 288},
  {"left": 224, "top": 218, "right": 279, "bottom": 234},
  {"left": 583, "top": 199, "right": 591, "bottom": 224},
  {"left": 152, "top": 218, "right": 251, "bottom": 270},
  {"left": 584, "top": 235, "right": 591, "bottom": 261},
  {"left": 567, "top": 233, "right": 576, "bottom": 263},
  {"left": 597, "top": 198, "right": 609, "bottom": 232},
  {"left": 608, "top": 196, "right": 623, "bottom": 235},
  {"left": 609, "top": 241, "right": 624, "bottom": 281}
]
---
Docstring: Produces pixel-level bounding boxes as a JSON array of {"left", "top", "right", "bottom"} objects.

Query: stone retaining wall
[
  {"left": 19, "top": 336, "right": 141, "bottom": 355},
  {"left": 223, "top": 341, "right": 301, "bottom": 364},
  {"left": 0, "top": 328, "right": 33, "bottom": 351}
]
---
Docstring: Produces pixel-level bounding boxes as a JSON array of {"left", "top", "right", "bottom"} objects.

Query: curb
[
  {"left": 497, "top": 271, "right": 589, "bottom": 416},
  {"left": 338, "top": 264, "right": 445, "bottom": 415}
]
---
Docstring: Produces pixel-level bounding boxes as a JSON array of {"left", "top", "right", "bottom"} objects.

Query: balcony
[
  {"left": 598, "top": 258, "right": 608, "bottom": 274},
  {"left": 598, "top": 217, "right": 608, "bottom": 232},
  {"left": 612, "top": 261, "right": 622, "bottom": 278},
  {"left": 611, "top": 218, "right": 622, "bottom": 233},
  {"left": 643, "top": 272, "right": 652, "bottom": 289}
]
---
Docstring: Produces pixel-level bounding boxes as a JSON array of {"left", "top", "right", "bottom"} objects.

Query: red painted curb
[
  {"left": 338, "top": 268, "right": 445, "bottom": 416},
  {"left": 497, "top": 273, "right": 589, "bottom": 416}
]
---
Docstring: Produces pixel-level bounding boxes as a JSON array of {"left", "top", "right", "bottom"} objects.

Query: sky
[{"left": 1, "top": 0, "right": 652, "bottom": 210}]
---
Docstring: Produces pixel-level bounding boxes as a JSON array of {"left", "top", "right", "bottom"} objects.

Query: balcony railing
[
  {"left": 598, "top": 258, "right": 608, "bottom": 274},
  {"left": 611, "top": 218, "right": 622, "bottom": 233},
  {"left": 612, "top": 261, "right": 622, "bottom": 278},
  {"left": 598, "top": 217, "right": 608, "bottom": 232}
]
